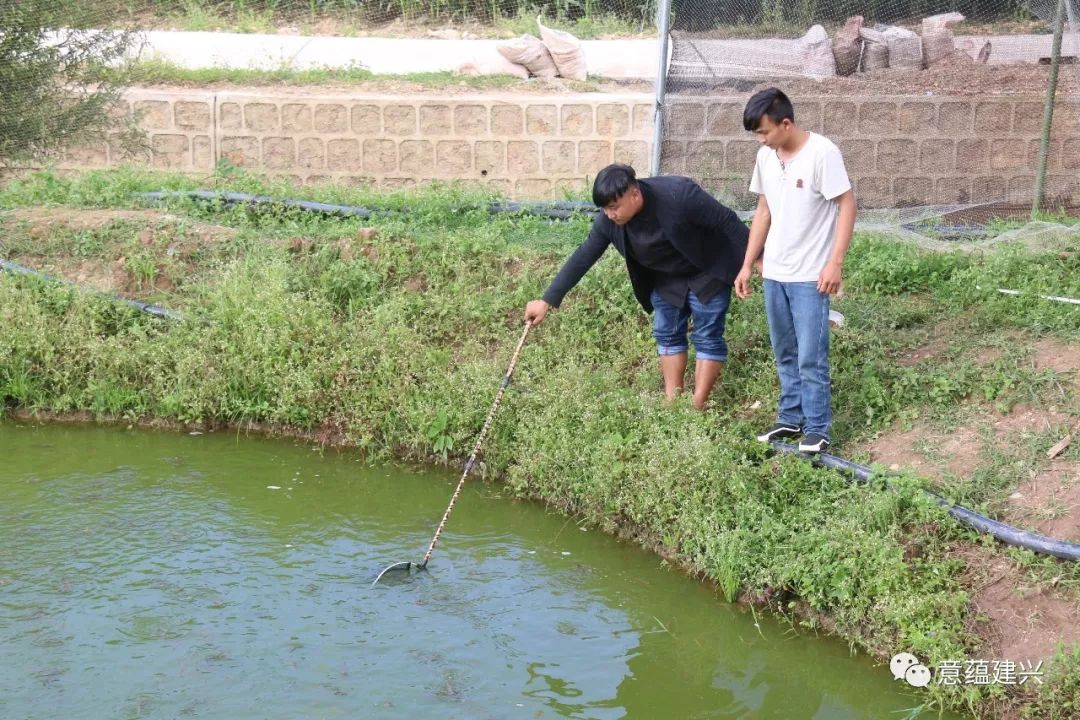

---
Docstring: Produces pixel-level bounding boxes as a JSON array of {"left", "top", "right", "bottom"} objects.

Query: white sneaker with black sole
[
  {"left": 756, "top": 423, "right": 802, "bottom": 443},
  {"left": 798, "top": 433, "right": 830, "bottom": 453}
]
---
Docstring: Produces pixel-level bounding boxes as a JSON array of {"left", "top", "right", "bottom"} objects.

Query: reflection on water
[{"left": 0, "top": 422, "right": 958, "bottom": 719}]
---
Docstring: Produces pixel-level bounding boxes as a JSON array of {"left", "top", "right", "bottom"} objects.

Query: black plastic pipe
[
  {"left": 0, "top": 257, "right": 182, "bottom": 321},
  {"left": 134, "top": 190, "right": 754, "bottom": 223},
  {"left": 769, "top": 441, "right": 1080, "bottom": 561},
  {"left": 134, "top": 190, "right": 373, "bottom": 219},
  {"left": 487, "top": 200, "right": 598, "bottom": 219},
  {"left": 136, "top": 190, "right": 599, "bottom": 220}
]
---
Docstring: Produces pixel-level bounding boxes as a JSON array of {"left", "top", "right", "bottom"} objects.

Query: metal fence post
[
  {"left": 650, "top": 0, "right": 673, "bottom": 177},
  {"left": 1033, "top": 0, "right": 1066, "bottom": 218}
]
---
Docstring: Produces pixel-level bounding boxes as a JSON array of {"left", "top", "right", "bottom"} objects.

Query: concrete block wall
[
  {"left": 660, "top": 95, "right": 1080, "bottom": 209},
  {"left": 61, "top": 88, "right": 1080, "bottom": 208},
  {"left": 63, "top": 89, "right": 655, "bottom": 199}
]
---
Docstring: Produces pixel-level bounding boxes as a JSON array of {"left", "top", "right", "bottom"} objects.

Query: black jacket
[{"left": 541, "top": 176, "right": 749, "bottom": 313}]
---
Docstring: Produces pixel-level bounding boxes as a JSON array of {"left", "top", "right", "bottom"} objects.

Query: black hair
[
  {"left": 742, "top": 87, "right": 795, "bottom": 131},
  {"left": 592, "top": 163, "right": 637, "bottom": 207}
]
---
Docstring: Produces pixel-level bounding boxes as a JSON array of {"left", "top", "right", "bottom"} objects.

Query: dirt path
[
  {"left": 855, "top": 332, "right": 1080, "bottom": 666},
  {"left": 2, "top": 207, "right": 237, "bottom": 297}
]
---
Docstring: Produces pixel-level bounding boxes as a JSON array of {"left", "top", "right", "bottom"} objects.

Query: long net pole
[{"left": 419, "top": 320, "right": 532, "bottom": 569}]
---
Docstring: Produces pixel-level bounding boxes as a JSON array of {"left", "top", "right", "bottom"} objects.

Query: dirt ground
[
  {"left": 143, "top": 61, "right": 1077, "bottom": 98},
  {"left": 1, "top": 207, "right": 236, "bottom": 297},
  {"left": 136, "top": 75, "right": 652, "bottom": 96},
  {"left": 703, "top": 62, "right": 1080, "bottom": 98},
  {"left": 4, "top": 206, "right": 237, "bottom": 244},
  {"left": 958, "top": 544, "right": 1080, "bottom": 667},
  {"left": 856, "top": 333, "right": 1080, "bottom": 666}
]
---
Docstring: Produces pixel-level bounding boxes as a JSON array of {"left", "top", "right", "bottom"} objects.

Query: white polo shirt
[{"left": 749, "top": 132, "right": 851, "bottom": 282}]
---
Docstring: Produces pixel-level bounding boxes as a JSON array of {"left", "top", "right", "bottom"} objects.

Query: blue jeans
[
  {"left": 651, "top": 287, "right": 731, "bottom": 362},
  {"left": 763, "top": 280, "right": 832, "bottom": 438}
]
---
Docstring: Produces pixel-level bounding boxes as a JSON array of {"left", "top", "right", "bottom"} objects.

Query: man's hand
[
  {"left": 817, "top": 260, "right": 843, "bottom": 295},
  {"left": 734, "top": 266, "right": 754, "bottom": 299},
  {"left": 525, "top": 299, "right": 551, "bottom": 325}
]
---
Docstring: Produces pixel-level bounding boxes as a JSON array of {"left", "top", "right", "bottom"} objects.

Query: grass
[
  {"left": 87, "top": 1, "right": 658, "bottom": 38},
  {"left": 1, "top": 166, "right": 1079, "bottom": 718},
  {"left": 164, "top": 0, "right": 277, "bottom": 34},
  {"left": 115, "top": 58, "right": 538, "bottom": 89},
  {"left": 57, "top": 0, "right": 1051, "bottom": 40},
  {"left": 495, "top": 7, "right": 655, "bottom": 38}
]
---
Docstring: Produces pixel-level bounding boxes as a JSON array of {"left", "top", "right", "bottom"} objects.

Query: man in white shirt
[{"left": 734, "top": 88, "right": 857, "bottom": 453}]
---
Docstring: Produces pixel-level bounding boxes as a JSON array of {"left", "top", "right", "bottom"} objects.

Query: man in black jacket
[{"left": 524, "top": 164, "right": 749, "bottom": 409}]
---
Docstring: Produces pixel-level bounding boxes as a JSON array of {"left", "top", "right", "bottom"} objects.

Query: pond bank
[{"left": 2, "top": 168, "right": 1078, "bottom": 718}]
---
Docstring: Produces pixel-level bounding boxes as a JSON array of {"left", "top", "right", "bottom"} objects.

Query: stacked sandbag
[
  {"left": 921, "top": 12, "right": 965, "bottom": 68},
  {"left": 799, "top": 24, "right": 836, "bottom": 79},
  {"left": 496, "top": 34, "right": 558, "bottom": 79},
  {"left": 859, "top": 27, "right": 889, "bottom": 71},
  {"left": 538, "top": 16, "right": 587, "bottom": 81},
  {"left": 883, "top": 26, "right": 923, "bottom": 70},
  {"left": 456, "top": 55, "right": 529, "bottom": 79},
  {"left": 832, "top": 16, "right": 864, "bottom": 76}
]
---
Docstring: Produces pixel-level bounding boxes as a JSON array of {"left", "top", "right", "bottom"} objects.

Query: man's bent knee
[{"left": 656, "top": 344, "right": 689, "bottom": 356}]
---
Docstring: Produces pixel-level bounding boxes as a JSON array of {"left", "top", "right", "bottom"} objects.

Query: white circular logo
[
  {"left": 905, "top": 664, "right": 932, "bottom": 688},
  {"left": 890, "top": 652, "right": 919, "bottom": 681}
]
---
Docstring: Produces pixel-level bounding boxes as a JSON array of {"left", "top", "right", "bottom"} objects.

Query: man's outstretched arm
[{"left": 524, "top": 222, "right": 611, "bottom": 325}]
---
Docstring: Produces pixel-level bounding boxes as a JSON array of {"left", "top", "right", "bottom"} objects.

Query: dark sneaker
[
  {"left": 799, "top": 433, "right": 830, "bottom": 453},
  {"left": 756, "top": 423, "right": 801, "bottom": 442}
]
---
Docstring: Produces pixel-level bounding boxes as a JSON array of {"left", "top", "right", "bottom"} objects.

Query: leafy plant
[
  {"left": 426, "top": 408, "right": 454, "bottom": 456},
  {"left": 0, "top": 1, "right": 141, "bottom": 166}
]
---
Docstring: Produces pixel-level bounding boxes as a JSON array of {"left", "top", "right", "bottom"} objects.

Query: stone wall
[
  {"left": 62, "top": 88, "right": 1080, "bottom": 208},
  {"left": 660, "top": 95, "right": 1080, "bottom": 209},
  {"left": 66, "top": 89, "right": 654, "bottom": 199}
]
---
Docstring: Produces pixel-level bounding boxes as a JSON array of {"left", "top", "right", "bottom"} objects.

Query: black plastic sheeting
[
  {"left": 770, "top": 441, "right": 1080, "bottom": 561},
  {"left": 134, "top": 190, "right": 756, "bottom": 222},
  {"left": 0, "top": 257, "right": 182, "bottom": 321}
]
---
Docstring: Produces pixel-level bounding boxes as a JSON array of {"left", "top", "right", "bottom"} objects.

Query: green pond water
[{"left": 0, "top": 422, "right": 961, "bottom": 720}]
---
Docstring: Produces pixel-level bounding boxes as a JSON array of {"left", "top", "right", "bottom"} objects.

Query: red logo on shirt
[{"left": 796, "top": 178, "right": 804, "bottom": 188}]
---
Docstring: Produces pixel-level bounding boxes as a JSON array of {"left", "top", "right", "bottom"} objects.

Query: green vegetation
[
  {"left": 494, "top": 4, "right": 655, "bottom": 38},
  {"left": 1, "top": 167, "right": 1078, "bottom": 718},
  {"left": 72, "top": 0, "right": 658, "bottom": 38},
  {"left": 44, "top": 0, "right": 1052, "bottom": 39},
  {"left": 0, "top": 1, "right": 140, "bottom": 165},
  {"left": 117, "top": 58, "right": 538, "bottom": 89}
]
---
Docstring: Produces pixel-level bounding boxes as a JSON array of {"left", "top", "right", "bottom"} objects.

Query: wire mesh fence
[
  {"left": 0, "top": 0, "right": 656, "bottom": 169},
  {"left": 661, "top": 0, "right": 1080, "bottom": 222},
  {"left": 3, "top": 0, "right": 1080, "bottom": 224},
  {"left": 41, "top": 1, "right": 658, "bottom": 34}
]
